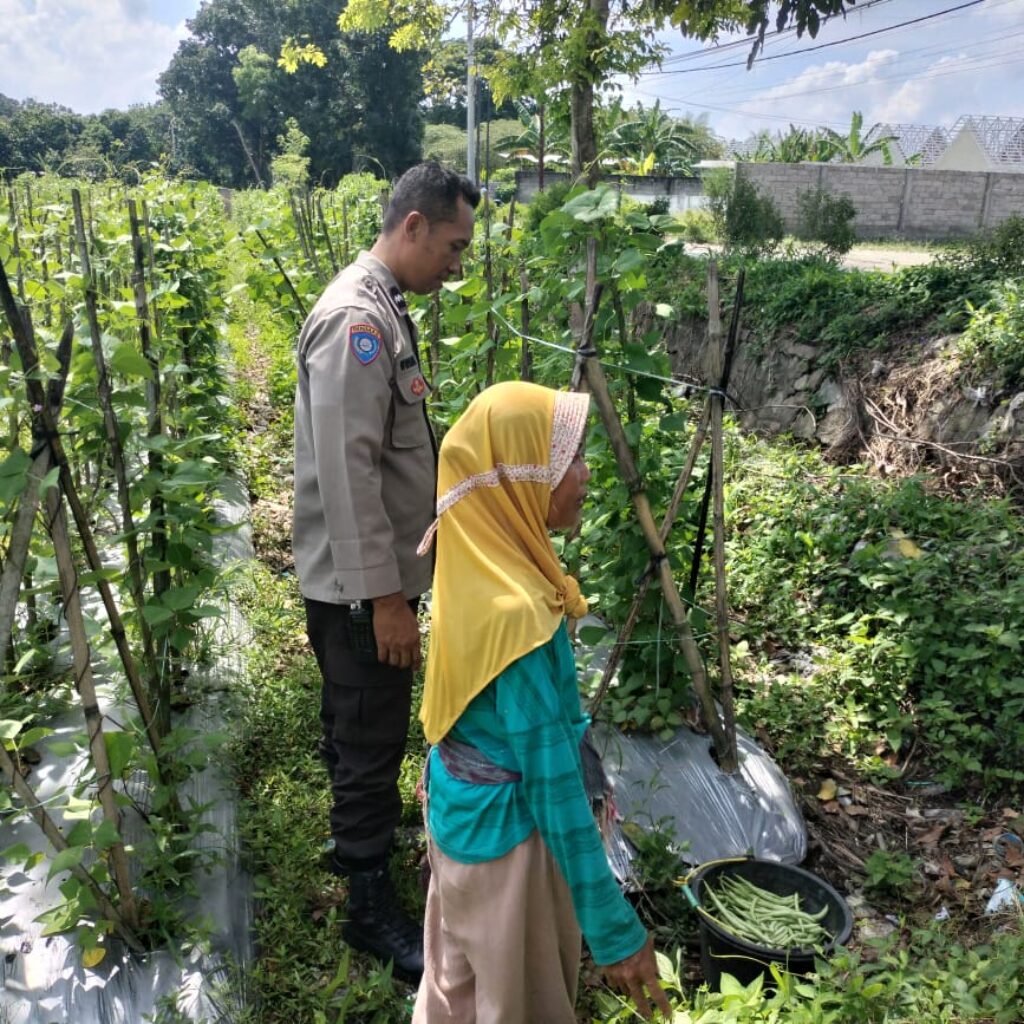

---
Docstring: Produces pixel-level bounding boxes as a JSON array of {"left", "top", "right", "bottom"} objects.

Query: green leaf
[
  {"left": 46, "top": 739, "right": 82, "bottom": 757},
  {"left": 161, "top": 584, "right": 201, "bottom": 611},
  {"left": 39, "top": 466, "right": 60, "bottom": 493},
  {"left": 65, "top": 821, "right": 93, "bottom": 847},
  {"left": 561, "top": 186, "right": 618, "bottom": 223},
  {"left": 0, "top": 447, "right": 31, "bottom": 504},
  {"left": 19, "top": 726, "right": 54, "bottom": 747},
  {"left": 47, "top": 845, "right": 85, "bottom": 880},
  {"left": 2, "top": 842, "right": 32, "bottom": 865},
  {"left": 578, "top": 625, "right": 609, "bottom": 645},
  {"left": 142, "top": 603, "right": 175, "bottom": 626},
  {"left": 110, "top": 343, "right": 155, "bottom": 381},
  {"left": 103, "top": 731, "right": 137, "bottom": 779},
  {"left": 0, "top": 720, "right": 24, "bottom": 740},
  {"left": 93, "top": 820, "right": 122, "bottom": 851}
]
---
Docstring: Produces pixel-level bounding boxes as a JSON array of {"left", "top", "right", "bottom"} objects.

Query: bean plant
[{"left": 1, "top": 172, "right": 236, "bottom": 959}]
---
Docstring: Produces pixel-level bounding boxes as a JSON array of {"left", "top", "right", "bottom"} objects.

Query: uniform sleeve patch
[
  {"left": 410, "top": 376, "right": 427, "bottom": 397},
  {"left": 349, "top": 323, "right": 383, "bottom": 365}
]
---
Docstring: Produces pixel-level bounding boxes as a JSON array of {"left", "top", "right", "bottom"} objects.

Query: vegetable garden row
[{"left": 2, "top": 171, "right": 1023, "bottom": 1022}]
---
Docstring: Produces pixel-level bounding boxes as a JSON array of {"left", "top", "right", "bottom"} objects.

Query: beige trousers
[{"left": 412, "top": 830, "right": 582, "bottom": 1024}]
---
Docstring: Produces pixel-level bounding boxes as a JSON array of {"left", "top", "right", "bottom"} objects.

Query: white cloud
[
  {"left": 0, "top": 0, "right": 191, "bottom": 112},
  {"left": 699, "top": 42, "right": 1024, "bottom": 142},
  {"left": 623, "top": 0, "right": 1024, "bottom": 143}
]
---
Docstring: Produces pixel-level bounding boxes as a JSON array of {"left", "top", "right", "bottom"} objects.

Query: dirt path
[
  {"left": 842, "top": 245, "right": 934, "bottom": 272},
  {"left": 682, "top": 242, "right": 935, "bottom": 273}
]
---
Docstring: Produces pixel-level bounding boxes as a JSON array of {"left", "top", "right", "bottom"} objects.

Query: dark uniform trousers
[{"left": 305, "top": 597, "right": 417, "bottom": 870}]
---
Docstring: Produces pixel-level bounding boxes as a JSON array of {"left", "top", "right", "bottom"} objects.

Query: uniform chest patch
[
  {"left": 410, "top": 376, "right": 427, "bottom": 397},
  {"left": 349, "top": 323, "right": 382, "bottom": 365}
]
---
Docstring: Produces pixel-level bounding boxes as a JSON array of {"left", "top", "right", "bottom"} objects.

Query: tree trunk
[{"left": 570, "top": 0, "right": 609, "bottom": 185}]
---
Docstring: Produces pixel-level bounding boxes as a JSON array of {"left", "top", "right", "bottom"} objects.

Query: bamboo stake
[
  {"left": 519, "top": 262, "right": 533, "bottom": 381},
  {"left": 429, "top": 292, "right": 441, "bottom": 383},
  {"left": 483, "top": 190, "right": 498, "bottom": 387},
  {"left": 0, "top": 260, "right": 168, "bottom": 767},
  {"left": 250, "top": 229, "right": 308, "bottom": 319},
  {"left": 45, "top": 484, "right": 139, "bottom": 926},
  {"left": 341, "top": 198, "right": 350, "bottom": 266},
  {"left": 71, "top": 190, "right": 158, "bottom": 704},
  {"left": 590, "top": 269, "right": 745, "bottom": 723},
  {"left": 707, "top": 263, "right": 739, "bottom": 770},
  {"left": 316, "top": 193, "right": 339, "bottom": 275},
  {"left": 572, "top": 241, "right": 736, "bottom": 770},
  {"left": 589, "top": 403, "right": 711, "bottom": 714},
  {"left": 0, "top": 745, "right": 145, "bottom": 952},
  {"left": 0, "top": 447, "right": 52, "bottom": 676},
  {"left": 1, "top": 275, "right": 145, "bottom": 930},
  {"left": 128, "top": 199, "right": 171, "bottom": 736}
]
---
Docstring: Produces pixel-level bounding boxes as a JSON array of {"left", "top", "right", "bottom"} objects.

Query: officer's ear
[{"left": 402, "top": 210, "right": 429, "bottom": 243}]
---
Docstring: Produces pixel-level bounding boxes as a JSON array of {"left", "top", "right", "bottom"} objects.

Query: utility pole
[{"left": 466, "top": 0, "right": 477, "bottom": 183}]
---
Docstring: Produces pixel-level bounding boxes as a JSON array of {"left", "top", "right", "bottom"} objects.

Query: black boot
[{"left": 343, "top": 864, "right": 424, "bottom": 984}]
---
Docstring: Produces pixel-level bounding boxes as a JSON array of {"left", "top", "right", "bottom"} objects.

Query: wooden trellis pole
[
  {"left": 570, "top": 240, "right": 737, "bottom": 771},
  {"left": 706, "top": 263, "right": 739, "bottom": 770},
  {"left": 0, "top": 743, "right": 145, "bottom": 952},
  {"left": 0, "top": 273, "right": 139, "bottom": 931},
  {"left": 128, "top": 199, "right": 172, "bottom": 736},
  {"left": 0, "top": 259, "right": 171, "bottom": 776},
  {"left": 71, "top": 190, "right": 160, "bottom": 710},
  {"left": 590, "top": 267, "right": 745, "bottom": 718},
  {"left": 44, "top": 484, "right": 140, "bottom": 927}
]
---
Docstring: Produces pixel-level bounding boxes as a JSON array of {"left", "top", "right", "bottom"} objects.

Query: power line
[
  {"left": 678, "top": 49, "right": 1022, "bottom": 109},
  {"left": 642, "top": 0, "right": 990, "bottom": 76},
  {"left": 655, "top": 0, "right": 896, "bottom": 68}
]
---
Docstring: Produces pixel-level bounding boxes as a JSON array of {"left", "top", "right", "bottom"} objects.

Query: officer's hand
[
  {"left": 601, "top": 935, "right": 672, "bottom": 1021},
  {"left": 371, "top": 593, "right": 422, "bottom": 670}
]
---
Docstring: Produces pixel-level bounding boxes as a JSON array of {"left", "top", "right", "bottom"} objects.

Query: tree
[
  {"left": 737, "top": 124, "right": 839, "bottom": 163},
  {"left": 159, "top": 0, "right": 425, "bottom": 187},
  {"left": 421, "top": 38, "right": 518, "bottom": 126},
  {"left": 601, "top": 101, "right": 724, "bottom": 175},
  {"left": 826, "top": 110, "right": 897, "bottom": 164},
  {"left": 337, "top": 1, "right": 860, "bottom": 185}
]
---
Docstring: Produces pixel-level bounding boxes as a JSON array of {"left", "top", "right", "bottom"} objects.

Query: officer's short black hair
[{"left": 382, "top": 162, "right": 481, "bottom": 234}]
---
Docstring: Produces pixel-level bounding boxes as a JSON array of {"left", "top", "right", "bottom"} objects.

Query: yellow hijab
[{"left": 418, "top": 381, "right": 590, "bottom": 744}]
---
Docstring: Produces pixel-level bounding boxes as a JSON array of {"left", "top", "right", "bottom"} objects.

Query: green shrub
[
  {"left": 702, "top": 166, "right": 733, "bottom": 233},
  {"left": 484, "top": 165, "right": 518, "bottom": 203},
  {"left": 941, "top": 213, "right": 1024, "bottom": 280},
  {"left": 957, "top": 278, "right": 1024, "bottom": 387},
  {"left": 723, "top": 172, "right": 784, "bottom": 255},
  {"left": 795, "top": 186, "right": 857, "bottom": 257},
  {"left": 676, "top": 207, "right": 717, "bottom": 243},
  {"left": 522, "top": 178, "right": 573, "bottom": 232},
  {"left": 727, "top": 448, "right": 1024, "bottom": 792}
]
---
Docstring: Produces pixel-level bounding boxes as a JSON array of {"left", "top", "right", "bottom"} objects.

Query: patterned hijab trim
[{"left": 417, "top": 390, "right": 590, "bottom": 556}]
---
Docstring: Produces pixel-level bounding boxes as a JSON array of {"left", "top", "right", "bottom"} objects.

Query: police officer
[{"left": 293, "top": 163, "right": 479, "bottom": 981}]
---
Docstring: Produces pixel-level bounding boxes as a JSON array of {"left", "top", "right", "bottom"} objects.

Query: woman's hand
[{"left": 602, "top": 934, "right": 672, "bottom": 1020}]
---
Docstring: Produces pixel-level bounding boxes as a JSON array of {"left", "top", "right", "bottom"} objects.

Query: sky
[{"left": 0, "top": 0, "right": 1022, "bottom": 146}]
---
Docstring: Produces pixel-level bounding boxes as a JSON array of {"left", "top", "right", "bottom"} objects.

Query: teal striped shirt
[{"left": 426, "top": 621, "right": 646, "bottom": 966}]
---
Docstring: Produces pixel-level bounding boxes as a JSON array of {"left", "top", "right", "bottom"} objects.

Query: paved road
[
  {"left": 841, "top": 245, "right": 934, "bottom": 271},
  {"left": 682, "top": 242, "right": 935, "bottom": 273}
]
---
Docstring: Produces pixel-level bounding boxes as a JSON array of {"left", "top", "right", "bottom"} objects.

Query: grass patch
[{"left": 228, "top": 566, "right": 421, "bottom": 1023}]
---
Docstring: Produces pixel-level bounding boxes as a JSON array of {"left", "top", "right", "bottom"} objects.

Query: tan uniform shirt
[{"left": 293, "top": 251, "right": 436, "bottom": 603}]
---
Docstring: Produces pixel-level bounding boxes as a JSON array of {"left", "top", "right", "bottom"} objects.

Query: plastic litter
[
  {"left": 1, "top": 476, "right": 255, "bottom": 1023},
  {"left": 577, "top": 619, "right": 806, "bottom": 881},
  {"left": 985, "top": 877, "right": 1024, "bottom": 915}
]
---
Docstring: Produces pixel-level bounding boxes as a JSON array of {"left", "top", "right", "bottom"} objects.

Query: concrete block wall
[
  {"left": 986, "top": 174, "right": 1024, "bottom": 227},
  {"left": 738, "top": 162, "right": 1024, "bottom": 240},
  {"left": 515, "top": 171, "right": 703, "bottom": 213},
  {"left": 900, "top": 169, "right": 988, "bottom": 239},
  {"left": 819, "top": 165, "right": 905, "bottom": 237}
]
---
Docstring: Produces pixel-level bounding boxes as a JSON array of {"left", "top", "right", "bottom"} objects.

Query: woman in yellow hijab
[{"left": 413, "top": 381, "right": 670, "bottom": 1023}]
